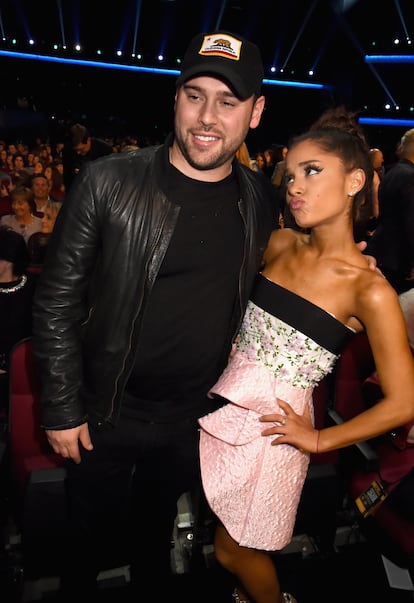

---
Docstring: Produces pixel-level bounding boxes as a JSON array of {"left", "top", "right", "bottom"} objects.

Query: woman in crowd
[
  {"left": 0, "top": 185, "right": 42, "bottom": 244},
  {"left": 28, "top": 201, "right": 62, "bottom": 265},
  {"left": 0, "top": 226, "right": 37, "bottom": 408},
  {"left": 198, "top": 107, "right": 414, "bottom": 603}
]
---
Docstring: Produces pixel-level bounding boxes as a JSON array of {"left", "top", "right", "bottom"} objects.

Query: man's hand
[
  {"left": 356, "top": 240, "right": 383, "bottom": 274},
  {"left": 46, "top": 423, "right": 93, "bottom": 464}
]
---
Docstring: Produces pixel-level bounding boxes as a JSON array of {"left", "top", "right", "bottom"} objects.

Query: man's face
[
  {"left": 32, "top": 178, "right": 50, "bottom": 199},
  {"left": 173, "top": 76, "right": 264, "bottom": 179},
  {"left": 73, "top": 139, "right": 91, "bottom": 156}
]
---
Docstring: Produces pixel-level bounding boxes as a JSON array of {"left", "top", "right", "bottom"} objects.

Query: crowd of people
[{"left": 1, "top": 27, "right": 414, "bottom": 603}]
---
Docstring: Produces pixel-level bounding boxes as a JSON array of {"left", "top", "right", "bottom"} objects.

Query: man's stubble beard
[{"left": 174, "top": 123, "right": 249, "bottom": 172}]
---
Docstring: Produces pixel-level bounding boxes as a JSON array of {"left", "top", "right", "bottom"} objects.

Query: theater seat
[
  {"left": 7, "top": 337, "right": 67, "bottom": 582},
  {"left": 8, "top": 338, "right": 64, "bottom": 491},
  {"left": 328, "top": 332, "right": 414, "bottom": 588}
]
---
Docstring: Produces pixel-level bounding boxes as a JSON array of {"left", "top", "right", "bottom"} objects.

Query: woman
[
  {"left": 198, "top": 107, "right": 414, "bottom": 603},
  {"left": 0, "top": 185, "right": 42, "bottom": 243},
  {"left": 0, "top": 226, "right": 37, "bottom": 408},
  {"left": 27, "top": 201, "right": 62, "bottom": 265}
]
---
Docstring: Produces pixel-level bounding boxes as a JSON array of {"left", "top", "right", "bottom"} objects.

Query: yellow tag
[{"left": 355, "top": 479, "right": 387, "bottom": 517}]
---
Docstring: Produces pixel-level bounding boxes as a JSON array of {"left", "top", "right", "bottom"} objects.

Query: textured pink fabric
[{"left": 199, "top": 352, "right": 314, "bottom": 551}]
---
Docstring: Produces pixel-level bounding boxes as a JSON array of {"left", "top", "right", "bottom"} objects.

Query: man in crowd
[{"left": 61, "top": 122, "right": 113, "bottom": 191}]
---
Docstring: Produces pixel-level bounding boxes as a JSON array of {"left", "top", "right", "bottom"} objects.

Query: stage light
[
  {"left": 0, "top": 50, "right": 328, "bottom": 91},
  {"left": 360, "top": 117, "right": 414, "bottom": 127},
  {"left": 366, "top": 55, "right": 414, "bottom": 63}
]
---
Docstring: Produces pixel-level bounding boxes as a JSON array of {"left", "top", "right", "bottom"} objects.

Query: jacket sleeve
[{"left": 32, "top": 161, "right": 101, "bottom": 430}]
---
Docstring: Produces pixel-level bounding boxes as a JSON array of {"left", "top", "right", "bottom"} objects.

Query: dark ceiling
[{"left": 0, "top": 0, "right": 413, "bottom": 153}]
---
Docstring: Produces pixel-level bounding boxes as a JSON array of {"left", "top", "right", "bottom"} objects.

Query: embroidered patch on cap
[{"left": 198, "top": 34, "right": 242, "bottom": 62}]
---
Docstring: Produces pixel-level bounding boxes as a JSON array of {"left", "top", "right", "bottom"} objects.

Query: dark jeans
[{"left": 59, "top": 413, "right": 201, "bottom": 600}]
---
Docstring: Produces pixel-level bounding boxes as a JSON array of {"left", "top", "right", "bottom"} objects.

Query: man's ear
[{"left": 250, "top": 95, "right": 266, "bottom": 130}]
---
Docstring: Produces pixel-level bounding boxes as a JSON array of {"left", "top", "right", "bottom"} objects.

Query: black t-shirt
[{"left": 124, "top": 161, "right": 244, "bottom": 422}]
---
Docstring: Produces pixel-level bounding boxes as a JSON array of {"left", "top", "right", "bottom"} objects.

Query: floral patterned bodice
[
  {"left": 235, "top": 274, "right": 355, "bottom": 389},
  {"left": 237, "top": 301, "right": 338, "bottom": 388}
]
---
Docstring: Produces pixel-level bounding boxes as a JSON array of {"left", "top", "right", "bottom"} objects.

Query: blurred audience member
[
  {"left": 252, "top": 151, "right": 266, "bottom": 172},
  {"left": 271, "top": 144, "right": 288, "bottom": 188},
  {"left": 43, "top": 165, "right": 65, "bottom": 202},
  {"left": 367, "top": 128, "right": 414, "bottom": 293},
  {"left": 0, "top": 176, "right": 12, "bottom": 218},
  {"left": 30, "top": 173, "right": 61, "bottom": 215},
  {"left": 235, "top": 142, "right": 254, "bottom": 170},
  {"left": 0, "top": 148, "right": 8, "bottom": 172},
  {"left": 62, "top": 123, "right": 113, "bottom": 192},
  {"left": 270, "top": 144, "right": 291, "bottom": 228},
  {"left": 398, "top": 287, "right": 414, "bottom": 351},
  {"left": 28, "top": 201, "right": 62, "bottom": 266},
  {"left": 0, "top": 226, "right": 37, "bottom": 408},
  {"left": 9, "top": 153, "right": 31, "bottom": 183},
  {"left": 0, "top": 186, "right": 42, "bottom": 243},
  {"left": 262, "top": 147, "right": 276, "bottom": 178},
  {"left": 32, "top": 159, "right": 46, "bottom": 175},
  {"left": 370, "top": 147, "right": 385, "bottom": 180},
  {"left": 364, "top": 148, "right": 383, "bottom": 237}
]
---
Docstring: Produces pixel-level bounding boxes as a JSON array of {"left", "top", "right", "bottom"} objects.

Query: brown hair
[
  {"left": 10, "top": 185, "right": 37, "bottom": 215},
  {"left": 288, "top": 106, "right": 374, "bottom": 237}
]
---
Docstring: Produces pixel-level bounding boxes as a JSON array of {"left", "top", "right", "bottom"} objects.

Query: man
[
  {"left": 32, "top": 30, "right": 278, "bottom": 600},
  {"left": 29, "top": 173, "right": 60, "bottom": 216},
  {"left": 367, "top": 128, "right": 414, "bottom": 293},
  {"left": 61, "top": 122, "right": 113, "bottom": 191},
  {"left": 369, "top": 146, "right": 385, "bottom": 180}
]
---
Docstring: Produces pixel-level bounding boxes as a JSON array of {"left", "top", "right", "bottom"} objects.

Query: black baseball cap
[{"left": 177, "top": 31, "right": 264, "bottom": 100}]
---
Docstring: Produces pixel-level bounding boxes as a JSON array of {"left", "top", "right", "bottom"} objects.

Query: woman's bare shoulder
[
  {"left": 355, "top": 268, "right": 400, "bottom": 317},
  {"left": 263, "top": 228, "right": 299, "bottom": 264},
  {"left": 266, "top": 227, "right": 303, "bottom": 251}
]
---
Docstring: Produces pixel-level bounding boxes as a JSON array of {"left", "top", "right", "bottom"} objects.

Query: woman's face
[
  {"left": 11, "top": 196, "right": 31, "bottom": 218},
  {"left": 41, "top": 211, "right": 55, "bottom": 233},
  {"left": 256, "top": 154, "right": 265, "bottom": 169}
]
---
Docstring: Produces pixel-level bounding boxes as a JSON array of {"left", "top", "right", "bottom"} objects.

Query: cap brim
[{"left": 177, "top": 64, "right": 252, "bottom": 100}]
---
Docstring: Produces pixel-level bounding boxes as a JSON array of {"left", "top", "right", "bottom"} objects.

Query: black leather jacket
[{"left": 32, "top": 134, "right": 277, "bottom": 430}]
